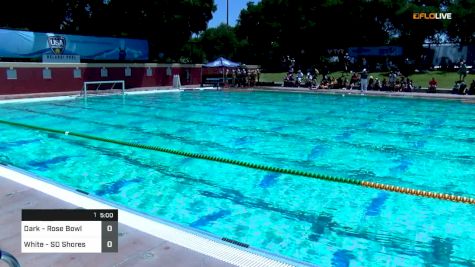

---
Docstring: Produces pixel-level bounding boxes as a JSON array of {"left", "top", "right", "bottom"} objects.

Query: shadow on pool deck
[{"left": 0, "top": 176, "right": 235, "bottom": 267}]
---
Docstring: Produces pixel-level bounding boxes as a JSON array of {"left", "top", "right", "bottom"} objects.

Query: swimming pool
[{"left": 1, "top": 91, "right": 474, "bottom": 266}]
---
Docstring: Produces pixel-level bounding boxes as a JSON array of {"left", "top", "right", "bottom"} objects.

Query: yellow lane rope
[{"left": 0, "top": 119, "right": 474, "bottom": 205}]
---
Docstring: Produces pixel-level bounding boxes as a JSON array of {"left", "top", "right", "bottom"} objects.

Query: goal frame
[{"left": 82, "top": 80, "right": 125, "bottom": 97}]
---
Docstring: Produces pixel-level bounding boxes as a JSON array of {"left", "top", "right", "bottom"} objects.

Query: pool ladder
[{"left": 0, "top": 250, "right": 20, "bottom": 267}]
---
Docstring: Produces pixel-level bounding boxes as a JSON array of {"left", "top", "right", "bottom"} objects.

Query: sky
[{"left": 208, "top": 0, "right": 260, "bottom": 28}]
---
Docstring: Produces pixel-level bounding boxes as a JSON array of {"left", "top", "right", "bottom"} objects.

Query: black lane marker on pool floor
[
  {"left": 14, "top": 103, "right": 474, "bottom": 170},
  {"left": 85, "top": 94, "right": 475, "bottom": 132},
  {"left": 17, "top": 103, "right": 475, "bottom": 168},
  {"left": 0, "top": 118, "right": 474, "bottom": 205},
  {"left": 30, "top": 102, "right": 475, "bottom": 166}
]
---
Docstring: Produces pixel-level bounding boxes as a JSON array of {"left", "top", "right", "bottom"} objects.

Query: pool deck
[
  {"left": 3, "top": 85, "right": 475, "bottom": 102},
  {"left": 0, "top": 86, "right": 207, "bottom": 100},
  {"left": 251, "top": 86, "right": 475, "bottom": 102},
  {"left": 0, "top": 175, "right": 235, "bottom": 267}
]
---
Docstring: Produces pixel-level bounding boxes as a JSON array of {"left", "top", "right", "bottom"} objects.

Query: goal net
[{"left": 82, "top": 80, "right": 125, "bottom": 97}]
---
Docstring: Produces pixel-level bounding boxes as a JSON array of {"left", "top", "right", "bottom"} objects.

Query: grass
[{"left": 260, "top": 71, "right": 475, "bottom": 89}]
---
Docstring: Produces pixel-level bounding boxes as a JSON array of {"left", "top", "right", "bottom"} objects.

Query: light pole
[{"left": 226, "top": 0, "right": 229, "bottom": 26}]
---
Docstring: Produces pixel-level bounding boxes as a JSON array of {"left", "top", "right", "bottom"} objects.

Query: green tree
[
  {"left": 64, "top": 0, "right": 216, "bottom": 61},
  {"left": 447, "top": 0, "right": 475, "bottom": 44},
  {"left": 235, "top": 0, "right": 456, "bottom": 69},
  {"left": 200, "top": 24, "right": 241, "bottom": 62},
  {"left": 387, "top": 0, "right": 446, "bottom": 57},
  {"left": 235, "top": 0, "right": 395, "bottom": 69},
  {"left": 0, "top": 1, "right": 68, "bottom": 31},
  {"left": 0, "top": 0, "right": 216, "bottom": 61}
]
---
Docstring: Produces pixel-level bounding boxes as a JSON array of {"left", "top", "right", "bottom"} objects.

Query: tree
[
  {"left": 200, "top": 24, "right": 241, "bottom": 61},
  {"left": 235, "top": 0, "right": 395, "bottom": 70},
  {"left": 448, "top": 0, "right": 475, "bottom": 44},
  {"left": 386, "top": 0, "right": 446, "bottom": 56},
  {"left": 63, "top": 0, "right": 216, "bottom": 61},
  {"left": 0, "top": 1, "right": 68, "bottom": 32},
  {"left": 235, "top": 0, "right": 459, "bottom": 69},
  {"left": 0, "top": 0, "right": 216, "bottom": 61}
]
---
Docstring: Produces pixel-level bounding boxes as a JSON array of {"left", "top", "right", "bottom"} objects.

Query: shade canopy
[{"left": 203, "top": 57, "right": 240, "bottom": 68}]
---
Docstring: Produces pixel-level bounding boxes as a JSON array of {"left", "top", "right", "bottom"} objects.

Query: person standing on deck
[
  {"left": 458, "top": 60, "right": 468, "bottom": 82},
  {"left": 360, "top": 69, "right": 369, "bottom": 92}
]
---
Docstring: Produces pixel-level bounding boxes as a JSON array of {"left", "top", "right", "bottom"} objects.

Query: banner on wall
[
  {"left": 423, "top": 44, "right": 475, "bottom": 66},
  {"left": 0, "top": 28, "right": 148, "bottom": 61},
  {"left": 348, "top": 46, "right": 403, "bottom": 57}
]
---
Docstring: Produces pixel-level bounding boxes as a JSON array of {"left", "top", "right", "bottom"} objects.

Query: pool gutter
[{"left": 0, "top": 164, "right": 312, "bottom": 267}]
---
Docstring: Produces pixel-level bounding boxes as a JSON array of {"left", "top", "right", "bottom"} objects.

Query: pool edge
[{"left": 0, "top": 164, "right": 314, "bottom": 267}]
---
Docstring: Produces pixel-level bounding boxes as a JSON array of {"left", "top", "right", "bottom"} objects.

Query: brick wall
[{"left": 0, "top": 63, "right": 202, "bottom": 95}]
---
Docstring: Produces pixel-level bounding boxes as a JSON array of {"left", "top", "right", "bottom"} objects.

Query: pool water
[{"left": 1, "top": 91, "right": 475, "bottom": 266}]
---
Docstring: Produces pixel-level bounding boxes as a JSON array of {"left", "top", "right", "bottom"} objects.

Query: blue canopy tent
[{"left": 202, "top": 57, "right": 240, "bottom": 87}]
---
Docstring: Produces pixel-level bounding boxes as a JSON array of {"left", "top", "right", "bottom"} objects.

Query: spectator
[
  {"left": 458, "top": 60, "right": 468, "bottom": 82},
  {"left": 405, "top": 79, "right": 414, "bottom": 92},
  {"left": 382, "top": 78, "right": 389, "bottom": 91},
  {"left": 231, "top": 69, "right": 237, "bottom": 87},
  {"left": 428, "top": 77, "right": 438, "bottom": 93},
  {"left": 249, "top": 70, "right": 256, "bottom": 87},
  {"left": 368, "top": 76, "right": 375, "bottom": 90},
  {"left": 311, "top": 73, "right": 319, "bottom": 89},
  {"left": 285, "top": 72, "right": 295, "bottom": 86},
  {"left": 360, "top": 69, "right": 369, "bottom": 92},
  {"left": 314, "top": 66, "right": 320, "bottom": 79},
  {"left": 468, "top": 80, "right": 475, "bottom": 95},
  {"left": 452, "top": 81, "right": 461, "bottom": 94},
  {"left": 394, "top": 79, "right": 402, "bottom": 92},
  {"left": 388, "top": 71, "right": 397, "bottom": 91},
  {"left": 350, "top": 71, "right": 359, "bottom": 90},
  {"left": 322, "top": 65, "right": 329, "bottom": 79},
  {"left": 305, "top": 72, "right": 313, "bottom": 88},
  {"left": 459, "top": 81, "right": 468, "bottom": 95},
  {"left": 343, "top": 53, "right": 350, "bottom": 72},
  {"left": 256, "top": 68, "right": 261, "bottom": 84},
  {"left": 320, "top": 75, "right": 330, "bottom": 89},
  {"left": 374, "top": 78, "right": 382, "bottom": 91},
  {"left": 236, "top": 69, "right": 242, "bottom": 87},
  {"left": 330, "top": 77, "right": 338, "bottom": 89},
  {"left": 297, "top": 70, "right": 304, "bottom": 86},
  {"left": 336, "top": 74, "right": 346, "bottom": 89}
]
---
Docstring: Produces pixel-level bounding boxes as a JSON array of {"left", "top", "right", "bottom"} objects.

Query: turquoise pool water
[{"left": 1, "top": 91, "right": 475, "bottom": 266}]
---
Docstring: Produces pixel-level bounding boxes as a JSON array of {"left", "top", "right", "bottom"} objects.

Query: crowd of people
[
  {"left": 429, "top": 60, "right": 475, "bottom": 95},
  {"left": 282, "top": 57, "right": 474, "bottom": 95},
  {"left": 450, "top": 79, "right": 475, "bottom": 95},
  {"left": 229, "top": 68, "right": 260, "bottom": 87},
  {"left": 283, "top": 68, "right": 417, "bottom": 92}
]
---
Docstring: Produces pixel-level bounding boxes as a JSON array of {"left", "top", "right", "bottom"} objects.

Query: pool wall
[{"left": 0, "top": 62, "right": 202, "bottom": 95}]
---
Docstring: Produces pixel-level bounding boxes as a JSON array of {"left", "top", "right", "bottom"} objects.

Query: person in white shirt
[{"left": 360, "top": 69, "right": 369, "bottom": 92}]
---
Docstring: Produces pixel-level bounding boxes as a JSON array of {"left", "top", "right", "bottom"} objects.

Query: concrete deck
[
  {"left": 3, "top": 85, "right": 475, "bottom": 102},
  {"left": 0, "top": 85, "right": 201, "bottom": 100},
  {"left": 0, "top": 176, "right": 235, "bottom": 267},
  {"left": 254, "top": 86, "right": 475, "bottom": 101}
]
